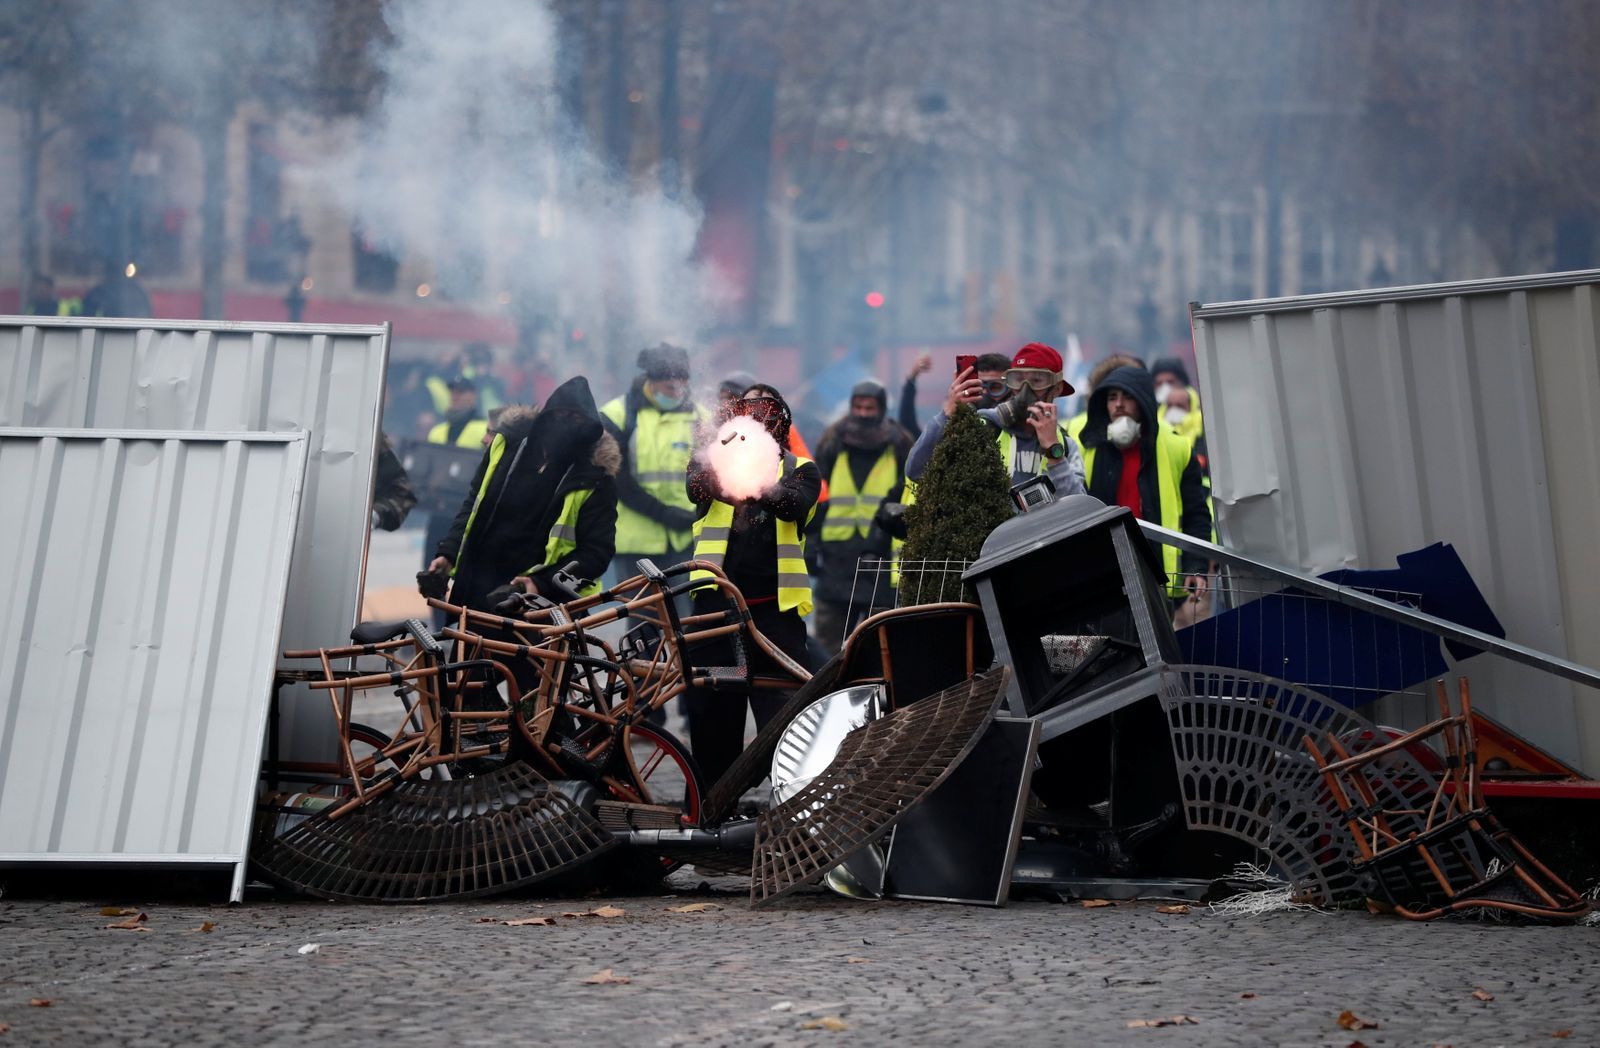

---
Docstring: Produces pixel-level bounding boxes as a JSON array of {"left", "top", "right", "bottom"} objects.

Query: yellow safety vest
[
  {"left": 1083, "top": 428, "right": 1194, "bottom": 597},
  {"left": 600, "top": 396, "right": 706, "bottom": 554},
  {"left": 428, "top": 418, "right": 489, "bottom": 448},
  {"left": 455, "top": 433, "right": 600, "bottom": 595},
  {"left": 888, "top": 478, "right": 914, "bottom": 588},
  {"left": 996, "top": 425, "right": 1069, "bottom": 478},
  {"left": 689, "top": 454, "right": 815, "bottom": 616},
  {"left": 821, "top": 446, "right": 898, "bottom": 542}
]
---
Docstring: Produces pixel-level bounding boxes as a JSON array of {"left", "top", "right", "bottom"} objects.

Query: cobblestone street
[{"left": 3, "top": 871, "right": 1596, "bottom": 1047}]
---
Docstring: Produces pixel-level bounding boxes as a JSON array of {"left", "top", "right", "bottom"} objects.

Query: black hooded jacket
[
  {"left": 1079, "top": 365, "right": 1210, "bottom": 576},
  {"left": 436, "top": 377, "right": 619, "bottom": 609}
]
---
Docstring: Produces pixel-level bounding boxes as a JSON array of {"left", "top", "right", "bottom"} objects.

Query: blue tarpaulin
[{"left": 1176, "top": 543, "right": 1506, "bottom": 709}]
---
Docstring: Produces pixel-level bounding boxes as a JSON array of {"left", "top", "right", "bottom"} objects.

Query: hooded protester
[
  {"left": 427, "top": 376, "right": 619, "bottom": 612},
  {"left": 682, "top": 384, "right": 822, "bottom": 785},
  {"left": 905, "top": 342, "right": 1087, "bottom": 504},
  {"left": 810, "top": 379, "right": 914, "bottom": 652},
  {"left": 599, "top": 344, "right": 708, "bottom": 585},
  {"left": 1078, "top": 365, "right": 1211, "bottom": 601}
]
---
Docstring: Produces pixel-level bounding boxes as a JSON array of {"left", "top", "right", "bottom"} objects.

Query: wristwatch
[{"left": 1045, "top": 441, "right": 1066, "bottom": 460}]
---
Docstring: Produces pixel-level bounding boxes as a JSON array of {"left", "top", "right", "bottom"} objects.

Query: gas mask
[
  {"left": 1107, "top": 415, "right": 1141, "bottom": 449},
  {"left": 994, "top": 386, "right": 1041, "bottom": 430}
]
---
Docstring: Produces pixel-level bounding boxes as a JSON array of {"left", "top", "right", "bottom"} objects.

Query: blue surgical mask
[{"left": 650, "top": 390, "right": 686, "bottom": 411}]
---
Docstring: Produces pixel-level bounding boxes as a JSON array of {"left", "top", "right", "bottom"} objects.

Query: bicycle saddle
[{"left": 349, "top": 618, "right": 415, "bottom": 645}]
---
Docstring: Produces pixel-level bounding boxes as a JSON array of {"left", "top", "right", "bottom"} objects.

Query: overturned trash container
[{"left": 963, "top": 495, "right": 1261, "bottom": 892}]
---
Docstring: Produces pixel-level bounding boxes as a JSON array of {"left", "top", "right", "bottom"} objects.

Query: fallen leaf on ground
[
  {"left": 0, "top": 1021, "right": 9, "bottom": 1034},
  {"left": 194, "top": 921, "right": 216, "bottom": 933},
  {"left": 98, "top": 907, "right": 139, "bottom": 917},
  {"left": 28, "top": 999, "right": 50, "bottom": 1008},
  {"left": 1081, "top": 899, "right": 1115, "bottom": 908},
  {"left": 564, "top": 906, "right": 626, "bottom": 919},
  {"left": 1127, "top": 1015, "right": 1198, "bottom": 1028},
  {"left": 770, "top": 1002, "right": 794, "bottom": 1012},
  {"left": 800, "top": 1016, "right": 849, "bottom": 1031},
  {"left": 507, "top": 916, "right": 557, "bottom": 926},
  {"left": 1551, "top": 1031, "right": 1572, "bottom": 1039},
  {"left": 1337, "top": 1010, "right": 1378, "bottom": 1031},
  {"left": 1156, "top": 904, "right": 1190, "bottom": 915},
  {"left": 665, "top": 903, "right": 719, "bottom": 913},
  {"left": 103, "top": 913, "right": 149, "bottom": 930},
  {"left": 583, "top": 968, "right": 630, "bottom": 985},
  {"left": 1471, "top": 988, "right": 1494, "bottom": 1002},
  {"left": 1347, "top": 1041, "right": 1368, "bottom": 1048},
  {"left": 846, "top": 957, "right": 868, "bottom": 964},
  {"left": 1240, "top": 992, "right": 1257, "bottom": 1000}
]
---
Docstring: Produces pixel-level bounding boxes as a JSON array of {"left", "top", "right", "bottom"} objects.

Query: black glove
[
  {"left": 416, "top": 569, "right": 449, "bottom": 601},
  {"left": 874, "top": 502, "right": 909, "bottom": 541},
  {"left": 486, "top": 583, "right": 527, "bottom": 614}
]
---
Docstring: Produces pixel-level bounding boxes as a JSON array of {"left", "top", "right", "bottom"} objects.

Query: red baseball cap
[
  {"left": 1012, "top": 341, "right": 1063, "bottom": 372},
  {"left": 1009, "top": 342, "right": 1075, "bottom": 395}
]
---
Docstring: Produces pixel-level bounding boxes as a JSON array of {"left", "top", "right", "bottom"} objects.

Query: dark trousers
[{"left": 680, "top": 593, "right": 809, "bottom": 788}]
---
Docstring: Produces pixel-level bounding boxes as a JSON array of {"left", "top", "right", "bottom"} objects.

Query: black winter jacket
[{"left": 437, "top": 377, "right": 620, "bottom": 609}]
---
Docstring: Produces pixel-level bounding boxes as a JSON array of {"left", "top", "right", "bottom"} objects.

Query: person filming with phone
[{"left": 905, "top": 342, "right": 1086, "bottom": 504}]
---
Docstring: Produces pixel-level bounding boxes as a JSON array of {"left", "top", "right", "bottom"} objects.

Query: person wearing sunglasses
[{"left": 904, "top": 342, "right": 1086, "bottom": 505}]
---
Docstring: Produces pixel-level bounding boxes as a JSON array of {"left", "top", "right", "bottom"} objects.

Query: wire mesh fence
[{"left": 845, "top": 557, "right": 972, "bottom": 626}]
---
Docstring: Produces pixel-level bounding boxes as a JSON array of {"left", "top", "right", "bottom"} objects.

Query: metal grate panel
[
  {"left": 750, "top": 667, "right": 1007, "bottom": 906},
  {"left": 1157, "top": 665, "right": 1439, "bottom": 905},
  {"left": 251, "top": 762, "right": 614, "bottom": 902}
]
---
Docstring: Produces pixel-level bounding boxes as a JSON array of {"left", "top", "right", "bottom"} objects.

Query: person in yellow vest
[
  {"left": 421, "top": 376, "right": 492, "bottom": 595},
  {"left": 599, "top": 344, "right": 708, "bottom": 584},
  {"left": 1078, "top": 365, "right": 1212, "bottom": 604},
  {"left": 906, "top": 342, "right": 1086, "bottom": 505},
  {"left": 1065, "top": 353, "right": 1144, "bottom": 446},
  {"left": 682, "top": 385, "right": 821, "bottom": 785},
  {"left": 427, "top": 377, "right": 490, "bottom": 448},
  {"left": 1151, "top": 357, "right": 1204, "bottom": 445},
  {"left": 810, "top": 379, "right": 912, "bottom": 653},
  {"left": 425, "top": 376, "right": 618, "bottom": 612}
]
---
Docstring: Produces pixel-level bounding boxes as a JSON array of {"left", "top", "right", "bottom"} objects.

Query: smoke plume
[{"left": 309, "top": 0, "right": 722, "bottom": 368}]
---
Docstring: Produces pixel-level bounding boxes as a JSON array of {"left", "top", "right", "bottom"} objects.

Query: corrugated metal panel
[
  {"left": 0, "top": 429, "right": 307, "bottom": 899},
  {"left": 1191, "top": 272, "right": 1600, "bottom": 772},
  {"left": 0, "top": 316, "right": 389, "bottom": 762}
]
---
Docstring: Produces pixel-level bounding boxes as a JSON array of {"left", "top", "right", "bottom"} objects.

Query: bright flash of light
[
  {"left": 300, "top": 277, "right": 314, "bottom": 291},
  {"left": 124, "top": 263, "right": 137, "bottom": 278},
  {"left": 416, "top": 283, "right": 431, "bottom": 298},
  {"left": 705, "top": 416, "right": 780, "bottom": 501}
]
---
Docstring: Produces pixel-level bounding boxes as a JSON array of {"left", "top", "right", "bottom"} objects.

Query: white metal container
[
  {"left": 0, "top": 429, "right": 307, "bottom": 899},
  {"left": 0, "top": 316, "right": 390, "bottom": 763},
  {"left": 1190, "top": 270, "right": 1600, "bottom": 770}
]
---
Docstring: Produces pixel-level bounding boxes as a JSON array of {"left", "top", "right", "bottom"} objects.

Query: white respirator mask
[{"left": 1107, "top": 415, "right": 1141, "bottom": 449}]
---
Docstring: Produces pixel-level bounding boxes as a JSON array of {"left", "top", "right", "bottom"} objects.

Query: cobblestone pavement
[{"left": 3, "top": 870, "right": 1595, "bottom": 1047}]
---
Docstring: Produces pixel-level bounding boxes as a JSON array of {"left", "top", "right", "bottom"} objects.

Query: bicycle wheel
[{"left": 622, "top": 723, "right": 703, "bottom": 823}]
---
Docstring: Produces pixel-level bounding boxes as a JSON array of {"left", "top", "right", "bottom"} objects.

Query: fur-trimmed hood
[
  {"left": 491, "top": 402, "right": 619, "bottom": 481},
  {"left": 588, "top": 431, "right": 621, "bottom": 477}
]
